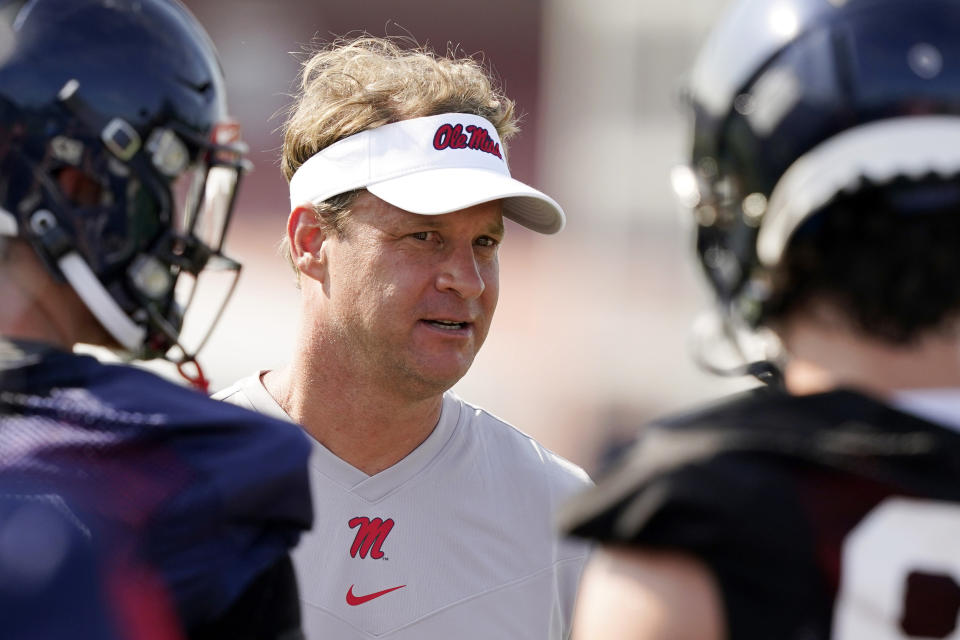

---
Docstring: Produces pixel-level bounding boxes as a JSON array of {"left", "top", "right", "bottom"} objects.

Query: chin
[
  {"left": 405, "top": 365, "right": 471, "bottom": 397},
  {"left": 391, "top": 349, "right": 476, "bottom": 394}
]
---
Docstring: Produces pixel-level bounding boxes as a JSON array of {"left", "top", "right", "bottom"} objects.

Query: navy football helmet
[
  {"left": 0, "top": 0, "right": 249, "bottom": 367},
  {"left": 674, "top": 0, "right": 960, "bottom": 379}
]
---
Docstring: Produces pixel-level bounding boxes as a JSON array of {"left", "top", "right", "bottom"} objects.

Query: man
[
  {"left": 559, "top": 0, "right": 960, "bottom": 638},
  {"left": 0, "top": 1, "right": 312, "bottom": 637},
  {"left": 215, "top": 37, "right": 591, "bottom": 639}
]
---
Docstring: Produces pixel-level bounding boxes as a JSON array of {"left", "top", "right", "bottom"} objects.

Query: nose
[{"left": 436, "top": 243, "right": 485, "bottom": 300}]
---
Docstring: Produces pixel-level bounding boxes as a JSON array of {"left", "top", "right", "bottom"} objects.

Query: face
[{"left": 315, "top": 192, "right": 503, "bottom": 399}]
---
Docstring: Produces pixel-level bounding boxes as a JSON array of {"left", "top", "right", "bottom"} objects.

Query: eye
[
  {"left": 410, "top": 231, "right": 438, "bottom": 242},
  {"left": 408, "top": 230, "right": 453, "bottom": 246},
  {"left": 476, "top": 235, "right": 500, "bottom": 248}
]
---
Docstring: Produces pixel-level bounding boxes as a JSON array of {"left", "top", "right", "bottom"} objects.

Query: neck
[
  {"left": 0, "top": 243, "right": 89, "bottom": 350},
  {"left": 779, "top": 314, "right": 960, "bottom": 397},
  {"left": 263, "top": 342, "right": 444, "bottom": 477}
]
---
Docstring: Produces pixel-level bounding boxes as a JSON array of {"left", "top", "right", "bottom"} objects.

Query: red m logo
[{"left": 349, "top": 517, "right": 395, "bottom": 559}]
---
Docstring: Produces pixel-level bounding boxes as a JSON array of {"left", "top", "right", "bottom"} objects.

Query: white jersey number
[{"left": 834, "top": 497, "right": 960, "bottom": 639}]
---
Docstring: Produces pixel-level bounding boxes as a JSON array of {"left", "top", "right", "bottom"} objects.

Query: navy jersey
[
  {"left": 560, "top": 387, "right": 960, "bottom": 640},
  {"left": 0, "top": 339, "right": 313, "bottom": 638}
]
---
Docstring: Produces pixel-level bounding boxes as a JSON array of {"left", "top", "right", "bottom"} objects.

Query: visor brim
[{"left": 367, "top": 167, "right": 566, "bottom": 234}]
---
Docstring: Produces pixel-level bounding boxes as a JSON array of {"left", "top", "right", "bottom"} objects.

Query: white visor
[
  {"left": 288, "top": 113, "right": 565, "bottom": 234},
  {"left": 758, "top": 115, "right": 960, "bottom": 265}
]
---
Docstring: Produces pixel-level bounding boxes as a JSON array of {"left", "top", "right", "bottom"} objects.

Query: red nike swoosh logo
[{"left": 345, "top": 584, "right": 406, "bottom": 606}]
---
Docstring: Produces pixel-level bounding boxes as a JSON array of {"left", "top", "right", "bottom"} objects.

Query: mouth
[{"left": 422, "top": 319, "right": 471, "bottom": 332}]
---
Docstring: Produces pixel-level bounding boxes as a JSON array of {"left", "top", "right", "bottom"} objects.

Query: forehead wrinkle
[{"left": 404, "top": 215, "right": 444, "bottom": 228}]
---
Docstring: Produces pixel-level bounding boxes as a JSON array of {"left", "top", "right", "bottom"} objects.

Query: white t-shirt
[{"left": 215, "top": 373, "right": 592, "bottom": 639}]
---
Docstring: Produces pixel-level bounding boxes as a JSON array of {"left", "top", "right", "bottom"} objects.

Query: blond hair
[{"left": 280, "top": 36, "right": 518, "bottom": 280}]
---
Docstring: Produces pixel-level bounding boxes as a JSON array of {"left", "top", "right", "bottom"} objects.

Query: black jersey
[
  {"left": 0, "top": 339, "right": 313, "bottom": 638},
  {"left": 560, "top": 386, "right": 960, "bottom": 640}
]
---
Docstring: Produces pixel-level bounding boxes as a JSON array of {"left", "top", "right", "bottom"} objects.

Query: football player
[
  {"left": 0, "top": 1, "right": 312, "bottom": 637},
  {"left": 560, "top": 0, "right": 960, "bottom": 638}
]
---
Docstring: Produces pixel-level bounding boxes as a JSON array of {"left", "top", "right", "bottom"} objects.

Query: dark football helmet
[
  {"left": 0, "top": 0, "right": 249, "bottom": 369},
  {"left": 674, "top": 0, "right": 960, "bottom": 379}
]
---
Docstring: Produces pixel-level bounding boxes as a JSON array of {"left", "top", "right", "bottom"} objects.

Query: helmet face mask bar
[
  {"left": 674, "top": 0, "right": 960, "bottom": 382},
  {"left": 0, "top": 0, "right": 250, "bottom": 370}
]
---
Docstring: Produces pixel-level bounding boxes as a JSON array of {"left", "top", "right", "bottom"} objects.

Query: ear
[{"left": 287, "top": 205, "right": 328, "bottom": 283}]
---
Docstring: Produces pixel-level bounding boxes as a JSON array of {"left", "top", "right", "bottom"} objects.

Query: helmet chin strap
[
  {"left": 57, "top": 251, "right": 146, "bottom": 354},
  {"left": 59, "top": 254, "right": 214, "bottom": 392},
  {"left": 689, "top": 309, "right": 787, "bottom": 389}
]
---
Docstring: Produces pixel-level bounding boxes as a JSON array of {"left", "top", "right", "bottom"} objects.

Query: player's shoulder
[
  {"left": 653, "top": 385, "right": 960, "bottom": 460},
  {"left": 2, "top": 339, "right": 306, "bottom": 462},
  {"left": 100, "top": 365, "right": 289, "bottom": 431},
  {"left": 557, "top": 394, "right": 808, "bottom": 548},
  {"left": 557, "top": 387, "right": 806, "bottom": 541},
  {"left": 582, "top": 386, "right": 903, "bottom": 498},
  {"left": 656, "top": 384, "right": 826, "bottom": 432},
  {"left": 2, "top": 342, "right": 222, "bottom": 427},
  {"left": 559, "top": 385, "right": 960, "bottom": 543},
  {"left": 46, "top": 361, "right": 310, "bottom": 473},
  {"left": 449, "top": 392, "right": 592, "bottom": 492}
]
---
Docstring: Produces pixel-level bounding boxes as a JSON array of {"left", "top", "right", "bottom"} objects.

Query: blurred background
[{"left": 173, "top": 0, "right": 756, "bottom": 475}]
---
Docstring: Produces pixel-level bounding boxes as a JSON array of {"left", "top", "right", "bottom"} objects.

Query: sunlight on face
[{"left": 317, "top": 192, "right": 504, "bottom": 399}]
